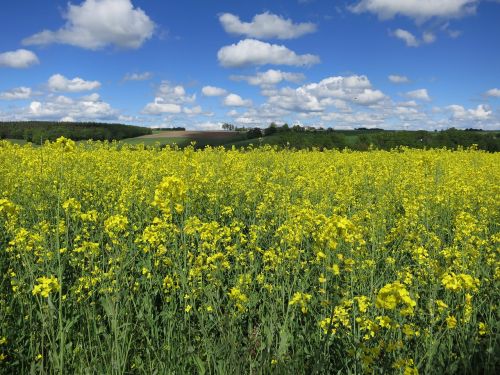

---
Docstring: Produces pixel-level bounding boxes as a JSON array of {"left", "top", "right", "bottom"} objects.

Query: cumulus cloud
[
  {"left": 388, "top": 74, "right": 410, "bottom": 83},
  {"left": 405, "top": 89, "right": 431, "bottom": 101},
  {"left": 267, "top": 87, "right": 323, "bottom": 112},
  {"left": 265, "top": 75, "right": 387, "bottom": 113},
  {"left": 398, "top": 100, "right": 418, "bottom": 107},
  {"left": 219, "top": 12, "right": 316, "bottom": 39},
  {"left": 231, "top": 69, "right": 305, "bottom": 86},
  {"left": 223, "top": 93, "right": 252, "bottom": 107},
  {"left": 422, "top": 31, "right": 437, "bottom": 43},
  {"left": 392, "top": 29, "right": 419, "bottom": 47},
  {"left": 183, "top": 106, "right": 203, "bottom": 115},
  {"left": 356, "top": 89, "right": 386, "bottom": 104},
  {"left": 447, "top": 104, "right": 492, "bottom": 121},
  {"left": 142, "top": 82, "right": 196, "bottom": 115},
  {"left": 142, "top": 98, "right": 182, "bottom": 114},
  {"left": 350, "top": 0, "right": 479, "bottom": 22},
  {"left": 153, "top": 82, "right": 196, "bottom": 104},
  {"left": 202, "top": 86, "right": 227, "bottom": 96},
  {"left": 23, "top": 0, "right": 155, "bottom": 50},
  {"left": 485, "top": 88, "right": 500, "bottom": 97},
  {"left": 0, "top": 87, "right": 32, "bottom": 100},
  {"left": 190, "top": 121, "right": 225, "bottom": 131},
  {"left": 0, "top": 49, "right": 39, "bottom": 68},
  {"left": 217, "top": 39, "right": 320, "bottom": 67},
  {"left": 321, "top": 111, "right": 386, "bottom": 127},
  {"left": 18, "top": 93, "right": 118, "bottom": 121},
  {"left": 124, "top": 72, "right": 152, "bottom": 81},
  {"left": 392, "top": 29, "right": 437, "bottom": 46},
  {"left": 48, "top": 74, "right": 101, "bottom": 92}
]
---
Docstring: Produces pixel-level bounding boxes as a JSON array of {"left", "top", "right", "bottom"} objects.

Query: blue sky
[{"left": 1, "top": 0, "right": 499, "bottom": 130}]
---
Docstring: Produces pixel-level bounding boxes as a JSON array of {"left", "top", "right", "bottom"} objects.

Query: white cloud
[
  {"left": 265, "top": 75, "right": 387, "bottom": 113},
  {"left": 81, "top": 93, "right": 101, "bottom": 102},
  {"left": 48, "top": 74, "right": 101, "bottom": 92},
  {"left": 190, "top": 121, "right": 224, "bottom": 131},
  {"left": 202, "top": 86, "right": 227, "bottom": 96},
  {"left": 321, "top": 111, "right": 386, "bottom": 127},
  {"left": 448, "top": 29, "right": 462, "bottom": 38},
  {"left": 422, "top": 31, "right": 437, "bottom": 44},
  {"left": 156, "top": 82, "right": 196, "bottom": 104},
  {"left": 142, "top": 82, "right": 196, "bottom": 115},
  {"left": 0, "top": 87, "right": 32, "bottom": 100},
  {"left": 447, "top": 104, "right": 492, "bottom": 121},
  {"left": 392, "top": 29, "right": 437, "bottom": 47},
  {"left": 0, "top": 49, "right": 39, "bottom": 68},
  {"left": 388, "top": 74, "right": 410, "bottom": 83},
  {"left": 267, "top": 87, "right": 323, "bottom": 112},
  {"left": 356, "top": 89, "right": 386, "bottom": 104},
  {"left": 350, "top": 0, "right": 479, "bottom": 21},
  {"left": 405, "top": 89, "right": 431, "bottom": 101},
  {"left": 393, "top": 29, "right": 419, "bottom": 47},
  {"left": 217, "top": 39, "right": 320, "bottom": 67},
  {"left": 301, "top": 75, "right": 377, "bottom": 100},
  {"left": 398, "top": 100, "right": 418, "bottom": 107},
  {"left": 21, "top": 93, "right": 118, "bottom": 121},
  {"left": 231, "top": 69, "right": 305, "bottom": 86},
  {"left": 219, "top": 12, "right": 316, "bottom": 39},
  {"left": 183, "top": 105, "right": 203, "bottom": 115},
  {"left": 223, "top": 93, "right": 252, "bottom": 107},
  {"left": 124, "top": 72, "right": 152, "bottom": 81},
  {"left": 485, "top": 88, "right": 500, "bottom": 97},
  {"left": 23, "top": 0, "right": 155, "bottom": 50},
  {"left": 142, "top": 97, "right": 182, "bottom": 114},
  {"left": 393, "top": 106, "right": 419, "bottom": 115}
]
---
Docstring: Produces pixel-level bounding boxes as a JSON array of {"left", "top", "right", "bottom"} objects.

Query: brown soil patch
[{"left": 138, "top": 131, "right": 241, "bottom": 139}]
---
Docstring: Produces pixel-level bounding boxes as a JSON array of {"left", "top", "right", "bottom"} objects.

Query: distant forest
[
  {"left": 1, "top": 121, "right": 498, "bottom": 151},
  {"left": 0, "top": 121, "right": 152, "bottom": 142},
  {"left": 242, "top": 124, "right": 500, "bottom": 152}
]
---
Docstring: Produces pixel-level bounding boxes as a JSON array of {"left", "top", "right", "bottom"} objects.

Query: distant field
[
  {"left": 1, "top": 141, "right": 498, "bottom": 374},
  {"left": 120, "top": 137, "right": 189, "bottom": 146},
  {"left": 2, "top": 139, "right": 27, "bottom": 145},
  {"left": 122, "top": 130, "right": 246, "bottom": 148},
  {"left": 140, "top": 131, "right": 240, "bottom": 139},
  {"left": 3, "top": 128, "right": 499, "bottom": 151}
]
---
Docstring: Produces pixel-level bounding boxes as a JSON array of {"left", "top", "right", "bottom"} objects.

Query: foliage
[
  {"left": 222, "top": 123, "right": 235, "bottom": 131},
  {"left": 243, "top": 125, "right": 500, "bottom": 152},
  {"left": 247, "top": 127, "right": 263, "bottom": 139},
  {"left": 0, "top": 121, "right": 152, "bottom": 142},
  {"left": 0, "top": 139, "right": 499, "bottom": 374}
]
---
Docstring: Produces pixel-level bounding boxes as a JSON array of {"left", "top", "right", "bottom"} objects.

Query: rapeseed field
[{"left": 0, "top": 138, "right": 498, "bottom": 374}]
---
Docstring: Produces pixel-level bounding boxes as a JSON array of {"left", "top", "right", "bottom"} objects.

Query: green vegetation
[
  {"left": 0, "top": 141, "right": 498, "bottom": 373},
  {"left": 240, "top": 125, "right": 500, "bottom": 152},
  {"left": 1, "top": 121, "right": 499, "bottom": 151},
  {"left": 0, "top": 121, "right": 152, "bottom": 143}
]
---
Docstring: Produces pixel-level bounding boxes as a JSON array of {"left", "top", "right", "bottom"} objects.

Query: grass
[{"left": 2, "top": 139, "right": 28, "bottom": 145}]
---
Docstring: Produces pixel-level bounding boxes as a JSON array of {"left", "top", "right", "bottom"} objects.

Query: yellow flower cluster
[
  {"left": 441, "top": 272, "right": 480, "bottom": 292},
  {"left": 32, "top": 276, "right": 60, "bottom": 298},
  {"left": 0, "top": 141, "right": 498, "bottom": 374},
  {"left": 376, "top": 281, "right": 417, "bottom": 315},
  {"left": 289, "top": 292, "right": 313, "bottom": 314}
]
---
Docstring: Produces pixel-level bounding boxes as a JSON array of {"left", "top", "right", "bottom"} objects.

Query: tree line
[
  {"left": 0, "top": 121, "right": 152, "bottom": 143},
  {"left": 241, "top": 123, "right": 500, "bottom": 152}
]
